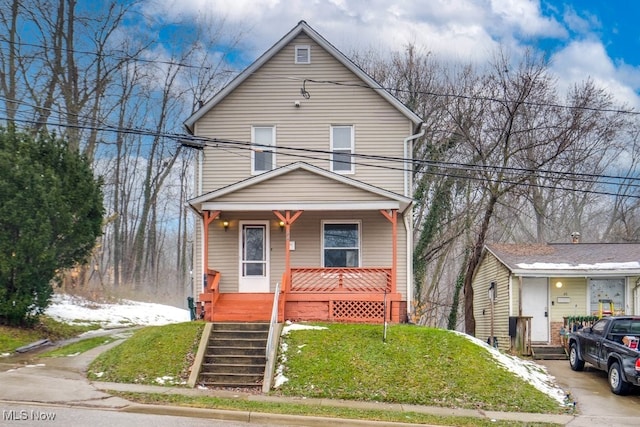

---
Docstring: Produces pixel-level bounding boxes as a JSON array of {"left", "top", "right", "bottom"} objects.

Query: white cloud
[
  {"left": 550, "top": 39, "right": 640, "bottom": 108},
  {"left": 141, "top": 0, "right": 640, "bottom": 108},
  {"left": 490, "top": 0, "right": 566, "bottom": 38}
]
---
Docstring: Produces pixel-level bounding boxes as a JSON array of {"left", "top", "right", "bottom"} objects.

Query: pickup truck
[{"left": 568, "top": 316, "right": 640, "bottom": 394}]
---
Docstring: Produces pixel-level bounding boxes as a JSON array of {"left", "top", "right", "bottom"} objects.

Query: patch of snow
[
  {"left": 453, "top": 331, "right": 568, "bottom": 405},
  {"left": 275, "top": 322, "right": 328, "bottom": 388},
  {"left": 1, "top": 353, "right": 10, "bottom": 358},
  {"left": 45, "top": 293, "right": 190, "bottom": 327},
  {"left": 516, "top": 261, "right": 640, "bottom": 270},
  {"left": 281, "top": 321, "right": 328, "bottom": 335}
]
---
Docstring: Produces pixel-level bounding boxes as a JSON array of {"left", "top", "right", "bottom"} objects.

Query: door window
[{"left": 242, "top": 225, "right": 266, "bottom": 276}]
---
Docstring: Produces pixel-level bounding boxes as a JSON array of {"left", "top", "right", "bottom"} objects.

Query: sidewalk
[
  {"left": 93, "top": 380, "right": 575, "bottom": 426},
  {"left": 0, "top": 333, "right": 576, "bottom": 426}
]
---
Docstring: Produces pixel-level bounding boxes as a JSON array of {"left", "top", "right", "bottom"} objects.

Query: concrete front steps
[
  {"left": 531, "top": 345, "right": 567, "bottom": 360},
  {"left": 193, "top": 322, "right": 269, "bottom": 389}
]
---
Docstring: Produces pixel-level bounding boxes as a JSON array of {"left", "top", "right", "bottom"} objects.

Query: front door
[
  {"left": 238, "top": 221, "right": 270, "bottom": 293},
  {"left": 522, "top": 278, "right": 549, "bottom": 343}
]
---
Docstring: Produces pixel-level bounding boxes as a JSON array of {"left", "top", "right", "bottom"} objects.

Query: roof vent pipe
[{"left": 571, "top": 232, "right": 581, "bottom": 244}]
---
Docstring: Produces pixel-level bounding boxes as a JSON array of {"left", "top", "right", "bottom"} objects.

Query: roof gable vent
[{"left": 295, "top": 45, "right": 310, "bottom": 64}]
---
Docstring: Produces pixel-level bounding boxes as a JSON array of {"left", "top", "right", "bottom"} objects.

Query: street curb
[{"left": 120, "top": 403, "right": 441, "bottom": 426}]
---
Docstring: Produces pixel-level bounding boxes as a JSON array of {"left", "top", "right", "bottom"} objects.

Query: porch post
[
  {"left": 202, "top": 210, "right": 219, "bottom": 284},
  {"left": 379, "top": 209, "right": 398, "bottom": 293},
  {"left": 273, "top": 210, "right": 304, "bottom": 287}
]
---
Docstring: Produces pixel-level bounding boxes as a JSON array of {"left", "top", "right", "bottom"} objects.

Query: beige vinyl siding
[
  {"left": 473, "top": 252, "right": 512, "bottom": 350},
  {"left": 549, "top": 277, "right": 587, "bottom": 322},
  {"left": 204, "top": 210, "right": 408, "bottom": 298},
  {"left": 215, "top": 169, "right": 391, "bottom": 203},
  {"left": 195, "top": 33, "right": 412, "bottom": 195}
]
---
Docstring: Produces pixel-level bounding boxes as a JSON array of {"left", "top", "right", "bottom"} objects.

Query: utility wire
[
  {"left": 2, "top": 38, "right": 639, "bottom": 116},
  {"left": 2, "top": 106, "right": 640, "bottom": 197}
]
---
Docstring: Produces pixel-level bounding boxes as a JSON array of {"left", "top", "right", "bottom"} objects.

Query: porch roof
[
  {"left": 485, "top": 243, "right": 640, "bottom": 277},
  {"left": 187, "top": 161, "right": 414, "bottom": 214}
]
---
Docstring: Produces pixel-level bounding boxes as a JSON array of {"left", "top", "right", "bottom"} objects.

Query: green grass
[
  {"left": 273, "top": 323, "right": 565, "bottom": 414},
  {"left": 112, "top": 391, "right": 561, "bottom": 427},
  {"left": 41, "top": 335, "right": 116, "bottom": 357},
  {"left": 86, "top": 320, "right": 569, "bottom": 424},
  {"left": 0, "top": 316, "right": 100, "bottom": 353},
  {"left": 87, "top": 321, "right": 204, "bottom": 385}
]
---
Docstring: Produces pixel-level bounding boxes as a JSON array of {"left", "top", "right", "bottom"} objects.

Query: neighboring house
[
  {"left": 473, "top": 240, "right": 640, "bottom": 352},
  {"left": 184, "top": 21, "right": 423, "bottom": 324}
]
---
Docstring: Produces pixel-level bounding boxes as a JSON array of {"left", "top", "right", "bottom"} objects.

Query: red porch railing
[
  {"left": 283, "top": 267, "right": 399, "bottom": 323},
  {"left": 288, "top": 267, "right": 392, "bottom": 293},
  {"left": 198, "top": 269, "right": 221, "bottom": 321}
]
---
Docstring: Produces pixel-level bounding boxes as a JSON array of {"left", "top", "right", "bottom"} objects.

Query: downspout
[
  {"left": 403, "top": 212, "right": 413, "bottom": 317},
  {"left": 403, "top": 123, "right": 425, "bottom": 318},
  {"left": 404, "top": 123, "right": 425, "bottom": 198},
  {"left": 634, "top": 278, "right": 640, "bottom": 314},
  {"left": 198, "top": 150, "right": 204, "bottom": 296}
]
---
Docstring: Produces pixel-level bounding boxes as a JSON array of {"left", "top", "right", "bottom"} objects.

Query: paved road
[
  {"left": 2, "top": 333, "right": 639, "bottom": 426},
  {"left": 539, "top": 359, "right": 640, "bottom": 426},
  {"left": 0, "top": 403, "right": 265, "bottom": 427}
]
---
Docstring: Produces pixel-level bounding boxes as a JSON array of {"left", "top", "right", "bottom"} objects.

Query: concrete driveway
[{"left": 539, "top": 359, "right": 640, "bottom": 426}]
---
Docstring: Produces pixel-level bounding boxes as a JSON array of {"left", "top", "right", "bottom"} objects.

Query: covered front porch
[
  {"left": 188, "top": 162, "right": 413, "bottom": 324},
  {"left": 196, "top": 208, "right": 404, "bottom": 323}
]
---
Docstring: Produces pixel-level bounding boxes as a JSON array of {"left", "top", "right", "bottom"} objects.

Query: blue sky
[{"left": 142, "top": 0, "right": 640, "bottom": 108}]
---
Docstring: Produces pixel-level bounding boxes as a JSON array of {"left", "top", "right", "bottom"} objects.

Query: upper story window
[
  {"left": 330, "top": 125, "right": 354, "bottom": 173},
  {"left": 322, "top": 221, "right": 360, "bottom": 267},
  {"left": 295, "top": 45, "right": 310, "bottom": 64},
  {"left": 252, "top": 126, "right": 276, "bottom": 174}
]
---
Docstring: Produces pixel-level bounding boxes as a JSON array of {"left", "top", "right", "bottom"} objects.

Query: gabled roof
[
  {"left": 184, "top": 20, "right": 423, "bottom": 133},
  {"left": 187, "top": 161, "right": 414, "bottom": 213},
  {"left": 485, "top": 243, "right": 640, "bottom": 276}
]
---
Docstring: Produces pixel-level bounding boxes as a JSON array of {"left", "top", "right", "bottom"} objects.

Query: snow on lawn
[
  {"left": 454, "top": 331, "right": 568, "bottom": 405},
  {"left": 45, "top": 293, "right": 190, "bottom": 328},
  {"left": 273, "top": 322, "right": 328, "bottom": 388},
  {"left": 274, "top": 322, "right": 568, "bottom": 406}
]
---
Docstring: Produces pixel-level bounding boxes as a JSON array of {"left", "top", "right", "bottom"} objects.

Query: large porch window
[
  {"left": 322, "top": 221, "right": 360, "bottom": 267},
  {"left": 589, "top": 278, "right": 625, "bottom": 315}
]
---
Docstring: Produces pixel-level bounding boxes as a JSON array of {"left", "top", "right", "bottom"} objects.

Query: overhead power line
[
  {"left": 2, "top": 106, "right": 640, "bottom": 195},
  {"left": 2, "top": 38, "right": 639, "bottom": 116}
]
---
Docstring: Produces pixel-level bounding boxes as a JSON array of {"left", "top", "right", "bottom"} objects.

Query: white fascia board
[
  {"left": 201, "top": 201, "right": 401, "bottom": 211},
  {"left": 511, "top": 269, "right": 640, "bottom": 277}
]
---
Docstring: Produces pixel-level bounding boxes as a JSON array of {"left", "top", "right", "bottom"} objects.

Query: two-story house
[{"left": 184, "top": 21, "right": 423, "bottom": 324}]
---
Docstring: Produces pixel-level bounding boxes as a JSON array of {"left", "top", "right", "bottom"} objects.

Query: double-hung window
[
  {"left": 330, "top": 125, "right": 354, "bottom": 173},
  {"left": 252, "top": 126, "right": 276, "bottom": 173},
  {"left": 323, "top": 221, "right": 360, "bottom": 267}
]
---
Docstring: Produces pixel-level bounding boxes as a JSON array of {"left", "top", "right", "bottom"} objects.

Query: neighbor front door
[
  {"left": 522, "top": 278, "right": 549, "bottom": 343},
  {"left": 238, "top": 221, "right": 270, "bottom": 292}
]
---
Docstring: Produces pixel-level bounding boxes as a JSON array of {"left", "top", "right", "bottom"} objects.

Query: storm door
[
  {"left": 522, "top": 277, "right": 549, "bottom": 343},
  {"left": 238, "top": 221, "right": 270, "bottom": 293}
]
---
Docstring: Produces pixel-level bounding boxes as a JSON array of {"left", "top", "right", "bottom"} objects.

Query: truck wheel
[
  {"left": 608, "top": 362, "right": 630, "bottom": 395},
  {"left": 569, "top": 343, "right": 584, "bottom": 371}
]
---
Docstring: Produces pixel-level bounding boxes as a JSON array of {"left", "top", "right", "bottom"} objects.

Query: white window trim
[
  {"left": 295, "top": 45, "right": 311, "bottom": 64},
  {"left": 330, "top": 125, "right": 355, "bottom": 174},
  {"left": 251, "top": 125, "right": 276, "bottom": 174},
  {"left": 321, "top": 220, "right": 361, "bottom": 268}
]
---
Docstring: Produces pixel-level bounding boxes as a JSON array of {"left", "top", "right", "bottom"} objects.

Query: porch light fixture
[
  {"left": 222, "top": 220, "right": 229, "bottom": 231},
  {"left": 555, "top": 281, "right": 563, "bottom": 289},
  {"left": 279, "top": 220, "right": 285, "bottom": 231}
]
